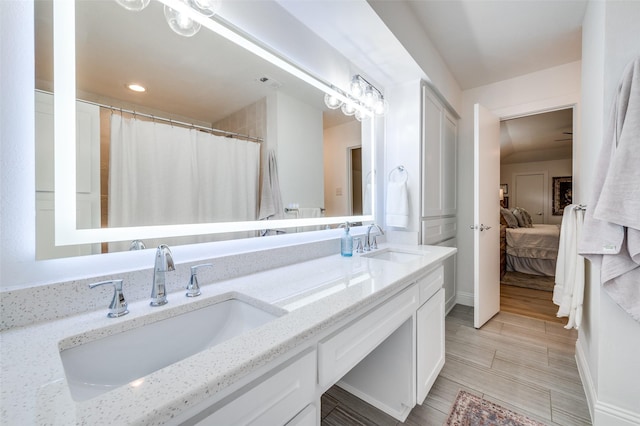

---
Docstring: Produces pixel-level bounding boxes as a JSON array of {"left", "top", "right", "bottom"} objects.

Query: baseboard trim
[
  {"left": 575, "top": 339, "right": 596, "bottom": 421},
  {"left": 576, "top": 339, "right": 640, "bottom": 425},
  {"left": 455, "top": 291, "right": 473, "bottom": 307}
]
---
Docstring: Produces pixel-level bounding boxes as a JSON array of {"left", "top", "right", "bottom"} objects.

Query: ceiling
[
  {"left": 500, "top": 109, "right": 573, "bottom": 164},
  {"left": 403, "top": 0, "right": 587, "bottom": 90},
  {"left": 385, "top": 0, "right": 584, "bottom": 163}
]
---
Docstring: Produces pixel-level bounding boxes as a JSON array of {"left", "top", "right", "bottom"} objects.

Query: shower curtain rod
[{"left": 36, "top": 90, "right": 263, "bottom": 143}]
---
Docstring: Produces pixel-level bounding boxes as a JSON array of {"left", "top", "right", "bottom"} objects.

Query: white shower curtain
[{"left": 109, "top": 115, "right": 260, "bottom": 247}]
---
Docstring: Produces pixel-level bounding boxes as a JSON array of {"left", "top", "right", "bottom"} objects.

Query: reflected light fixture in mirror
[
  {"left": 324, "top": 74, "right": 388, "bottom": 120},
  {"left": 52, "top": 0, "right": 375, "bottom": 246},
  {"left": 114, "top": 0, "right": 150, "bottom": 12}
]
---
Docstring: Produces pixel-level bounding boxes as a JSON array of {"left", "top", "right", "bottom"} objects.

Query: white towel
[
  {"left": 386, "top": 180, "right": 409, "bottom": 228},
  {"left": 553, "top": 205, "right": 585, "bottom": 329},
  {"left": 258, "top": 150, "right": 284, "bottom": 221},
  {"left": 578, "top": 57, "right": 640, "bottom": 322},
  {"left": 258, "top": 150, "right": 285, "bottom": 236}
]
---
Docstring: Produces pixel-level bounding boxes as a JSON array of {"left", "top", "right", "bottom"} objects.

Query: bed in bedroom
[{"left": 500, "top": 207, "right": 561, "bottom": 277}]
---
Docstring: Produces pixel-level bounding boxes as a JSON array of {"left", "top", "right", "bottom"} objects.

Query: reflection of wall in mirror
[
  {"left": 323, "top": 120, "right": 362, "bottom": 217},
  {"left": 272, "top": 92, "right": 325, "bottom": 216},
  {"left": 35, "top": 91, "right": 102, "bottom": 259}
]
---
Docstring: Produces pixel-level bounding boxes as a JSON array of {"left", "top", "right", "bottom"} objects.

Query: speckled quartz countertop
[{"left": 0, "top": 244, "right": 455, "bottom": 425}]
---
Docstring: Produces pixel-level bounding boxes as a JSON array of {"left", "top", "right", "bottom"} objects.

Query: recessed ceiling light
[{"left": 127, "top": 83, "right": 146, "bottom": 93}]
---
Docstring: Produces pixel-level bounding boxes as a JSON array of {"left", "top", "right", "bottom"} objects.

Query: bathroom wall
[
  {"left": 273, "top": 92, "right": 324, "bottom": 211},
  {"left": 456, "top": 61, "right": 582, "bottom": 304},
  {"left": 579, "top": 1, "right": 640, "bottom": 423},
  {"left": 500, "top": 158, "right": 572, "bottom": 225},
  {"left": 323, "top": 120, "right": 362, "bottom": 217},
  {"left": 213, "top": 97, "right": 267, "bottom": 141}
]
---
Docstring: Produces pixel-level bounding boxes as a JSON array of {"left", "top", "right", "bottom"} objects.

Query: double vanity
[{"left": 1, "top": 244, "right": 455, "bottom": 425}]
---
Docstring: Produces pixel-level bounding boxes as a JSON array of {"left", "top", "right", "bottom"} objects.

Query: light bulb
[
  {"left": 164, "top": 2, "right": 201, "bottom": 37},
  {"left": 114, "top": 0, "right": 150, "bottom": 11},
  {"left": 350, "top": 76, "right": 364, "bottom": 98},
  {"left": 341, "top": 102, "right": 357, "bottom": 116},
  {"left": 189, "top": 0, "right": 220, "bottom": 17},
  {"left": 374, "top": 98, "right": 389, "bottom": 116},
  {"left": 324, "top": 93, "right": 343, "bottom": 110},
  {"left": 363, "top": 86, "right": 378, "bottom": 108}
]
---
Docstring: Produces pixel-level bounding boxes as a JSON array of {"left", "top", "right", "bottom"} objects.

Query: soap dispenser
[{"left": 340, "top": 221, "right": 353, "bottom": 257}]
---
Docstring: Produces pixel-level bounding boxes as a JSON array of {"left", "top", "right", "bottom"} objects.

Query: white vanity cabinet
[
  {"left": 415, "top": 265, "right": 446, "bottom": 404},
  {"left": 317, "top": 264, "right": 446, "bottom": 422},
  {"left": 185, "top": 350, "right": 317, "bottom": 426},
  {"left": 416, "top": 288, "right": 445, "bottom": 404}
]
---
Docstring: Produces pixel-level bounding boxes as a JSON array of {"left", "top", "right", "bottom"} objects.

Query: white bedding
[{"left": 506, "top": 224, "right": 561, "bottom": 260}]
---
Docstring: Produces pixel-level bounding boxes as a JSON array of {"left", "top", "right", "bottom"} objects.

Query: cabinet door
[
  {"left": 442, "top": 111, "right": 457, "bottom": 216},
  {"left": 421, "top": 85, "right": 458, "bottom": 218},
  {"left": 437, "top": 238, "right": 457, "bottom": 314},
  {"left": 416, "top": 288, "right": 445, "bottom": 405},
  {"left": 421, "top": 85, "right": 443, "bottom": 217}
]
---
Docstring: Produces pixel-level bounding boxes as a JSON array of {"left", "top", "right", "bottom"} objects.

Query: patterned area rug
[
  {"left": 501, "top": 271, "right": 555, "bottom": 292},
  {"left": 445, "top": 390, "right": 546, "bottom": 425}
]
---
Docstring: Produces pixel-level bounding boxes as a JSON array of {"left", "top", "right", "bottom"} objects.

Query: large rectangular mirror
[{"left": 35, "top": 0, "right": 377, "bottom": 258}]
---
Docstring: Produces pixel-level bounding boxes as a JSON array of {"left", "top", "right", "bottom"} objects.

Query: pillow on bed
[
  {"left": 512, "top": 207, "right": 533, "bottom": 228},
  {"left": 500, "top": 208, "right": 519, "bottom": 228}
]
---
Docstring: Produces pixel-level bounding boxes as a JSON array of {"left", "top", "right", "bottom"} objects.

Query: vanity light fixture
[
  {"left": 323, "top": 74, "right": 388, "bottom": 119},
  {"left": 164, "top": 0, "right": 202, "bottom": 37},
  {"left": 114, "top": 0, "right": 150, "bottom": 12},
  {"left": 127, "top": 83, "right": 146, "bottom": 92},
  {"left": 113, "top": 0, "right": 220, "bottom": 37}
]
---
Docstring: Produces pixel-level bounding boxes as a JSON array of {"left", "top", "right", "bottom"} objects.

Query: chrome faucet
[
  {"left": 90, "top": 279, "right": 128, "bottom": 318},
  {"left": 151, "top": 244, "right": 175, "bottom": 306},
  {"left": 364, "top": 223, "right": 384, "bottom": 251}
]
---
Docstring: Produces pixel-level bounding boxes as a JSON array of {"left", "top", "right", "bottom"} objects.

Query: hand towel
[
  {"left": 258, "top": 150, "right": 284, "bottom": 221},
  {"left": 578, "top": 56, "right": 640, "bottom": 322},
  {"left": 553, "top": 205, "right": 585, "bottom": 329},
  {"left": 386, "top": 180, "right": 409, "bottom": 228}
]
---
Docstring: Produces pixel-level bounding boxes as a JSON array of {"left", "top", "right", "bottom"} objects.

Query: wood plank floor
[
  {"left": 501, "top": 283, "right": 565, "bottom": 324},
  {"left": 321, "top": 305, "right": 590, "bottom": 425}
]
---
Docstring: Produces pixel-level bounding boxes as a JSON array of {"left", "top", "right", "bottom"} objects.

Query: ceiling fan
[{"left": 555, "top": 131, "right": 573, "bottom": 142}]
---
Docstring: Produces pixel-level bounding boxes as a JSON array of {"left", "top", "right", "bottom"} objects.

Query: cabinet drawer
[
  {"left": 318, "top": 286, "right": 419, "bottom": 388},
  {"left": 417, "top": 265, "right": 444, "bottom": 305},
  {"left": 421, "top": 217, "right": 457, "bottom": 245},
  {"left": 286, "top": 404, "right": 316, "bottom": 426},
  {"left": 196, "top": 350, "right": 316, "bottom": 425}
]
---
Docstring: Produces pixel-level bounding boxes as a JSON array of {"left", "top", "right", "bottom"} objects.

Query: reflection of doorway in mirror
[{"left": 349, "top": 147, "right": 363, "bottom": 215}]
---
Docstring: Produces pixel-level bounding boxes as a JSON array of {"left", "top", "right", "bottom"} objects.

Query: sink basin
[
  {"left": 60, "top": 295, "right": 283, "bottom": 401},
  {"left": 362, "top": 248, "right": 425, "bottom": 263}
]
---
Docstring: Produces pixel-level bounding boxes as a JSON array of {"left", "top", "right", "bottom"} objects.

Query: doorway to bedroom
[{"left": 499, "top": 108, "right": 573, "bottom": 323}]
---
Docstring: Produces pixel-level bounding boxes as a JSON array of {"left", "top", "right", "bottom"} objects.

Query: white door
[
  {"left": 514, "top": 173, "right": 545, "bottom": 224},
  {"left": 473, "top": 104, "right": 501, "bottom": 328}
]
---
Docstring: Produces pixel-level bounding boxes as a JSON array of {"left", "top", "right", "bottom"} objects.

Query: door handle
[
  {"left": 479, "top": 224, "right": 492, "bottom": 231},
  {"left": 537, "top": 212, "right": 543, "bottom": 215}
]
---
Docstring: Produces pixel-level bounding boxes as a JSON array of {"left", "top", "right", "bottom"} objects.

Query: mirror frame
[{"left": 53, "top": 0, "right": 376, "bottom": 246}]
